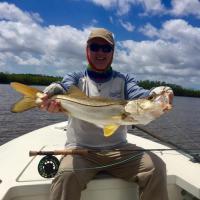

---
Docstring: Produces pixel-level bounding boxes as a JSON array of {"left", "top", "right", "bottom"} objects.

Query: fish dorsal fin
[
  {"left": 103, "top": 124, "right": 120, "bottom": 137},
  {"left": 66, "top": 86, "right": 88, "bottom": 98},
  {"left": 10, "top": 82, "right": 41, "bottom": 97}
]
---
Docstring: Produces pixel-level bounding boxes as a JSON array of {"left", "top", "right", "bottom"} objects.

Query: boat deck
[{"left": 0, "top": 122, "right": 199, "bottom": 200}]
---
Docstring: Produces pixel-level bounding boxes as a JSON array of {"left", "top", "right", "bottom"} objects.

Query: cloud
[
  {"left": 114, "top": 38, "right": 200, "bottom": 89},
  {"left": 88, "top": 0, "right": 200, "bottom": 19},
  {"left": 170, "top": 0, "right": 200, "bottom": 18},
  {"left": 139, "top": 23, "right": 159, "bottom": 38},
  {"left": 119, "top": 19, "right": 135, "bottom": 32},
  {"left": 116, "top": 19, "right": 200, "bottom": 89},
  {"left": 0, "top": 2, "right": 200, "bottom": 89},
  {"left": 87, "top": 0, "right": 132, "bottom": 15},
  {"left": 138, "top": 0, "right": 165, "bottom": 14},
  {"left": 87, "top": 0, "right": 165, "bottom": 15},
  {"left": 0, "top": 2, "right": 90, "bottom": 75},
  {"left": 0, "top": 2, "right": 42, "bottom": 24},
  {"left": 87, "top": 0, "right": 118, "bottom": 9}
]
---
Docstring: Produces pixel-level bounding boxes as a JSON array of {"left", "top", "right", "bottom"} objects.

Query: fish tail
[{"left": 10, "top": 82, "right": 42, "bottom": 113}]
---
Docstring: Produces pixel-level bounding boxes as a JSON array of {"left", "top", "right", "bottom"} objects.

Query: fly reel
[
  {"left": 38, "top": 155, "right": 60, "bottom": 178},
  {"left": 29, "top": 149, "right": 89, "bottom": 178}
]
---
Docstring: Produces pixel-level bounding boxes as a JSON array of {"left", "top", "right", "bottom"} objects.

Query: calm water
[{"left": 0, "top": 84, "right": 200, "bottom": 156}]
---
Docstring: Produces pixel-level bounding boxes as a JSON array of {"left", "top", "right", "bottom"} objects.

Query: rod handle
[{"left": 29, "top": 149, "right": 89, "bottom": 157}]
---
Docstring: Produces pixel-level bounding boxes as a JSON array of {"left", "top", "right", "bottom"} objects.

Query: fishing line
[
  {"left": 162, "top": 114, "right": 200, "bottom": 155},
  {"left": 133, "top": 124, "right": 200, "bottom": 162},
  {"left": 57, "top": 152, "right": 144, "bottom": 173},
  {"left": 165, "top": 114, "right": 196, "bottom": 144},
  {"left": 33, "top": 146, "right": 200, "bottom": 178},
  {"left": 33, "top": 145, "right": 200, "bottom": 178}
]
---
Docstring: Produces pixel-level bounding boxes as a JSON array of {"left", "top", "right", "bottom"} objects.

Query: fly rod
[
  {"left": 30, "top": 142, "right": 200, "bottom": 178},
  {"left": 29, "top": 148, "right": 200, "bottom": 157},
  {"left": 29, "top": 149, "right": 89, "bottom": 156}
]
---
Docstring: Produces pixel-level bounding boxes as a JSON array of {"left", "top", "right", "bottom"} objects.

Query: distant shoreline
[{"left": 1, "top": 72, "right": 200, "bottom": 98}]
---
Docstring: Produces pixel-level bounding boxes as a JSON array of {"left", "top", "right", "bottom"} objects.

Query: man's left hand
[{"left": 150, "top": 86, "right": 174, "bottom": 108}]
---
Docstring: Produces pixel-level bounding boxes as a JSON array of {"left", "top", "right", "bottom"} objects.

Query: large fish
[{"left": 10, "top": 82, "right": 172, "bottom": 137}]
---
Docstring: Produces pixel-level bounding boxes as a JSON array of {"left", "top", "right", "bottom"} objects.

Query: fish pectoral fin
[{"left": 103, "top": 125, "right": 120, "bottom": 137}]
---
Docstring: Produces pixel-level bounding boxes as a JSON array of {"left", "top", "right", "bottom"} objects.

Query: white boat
[{"left": 0, "top": 121, "right": 199, "bottom": 200}]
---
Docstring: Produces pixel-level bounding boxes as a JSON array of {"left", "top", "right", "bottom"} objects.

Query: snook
[{"left": 10, "top": 82, "right": 172, "bottom": 137}]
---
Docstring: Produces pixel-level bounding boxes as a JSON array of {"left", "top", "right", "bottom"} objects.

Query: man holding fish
[{"left": 41, "top": 28, "right": 173, "bottom": 200}]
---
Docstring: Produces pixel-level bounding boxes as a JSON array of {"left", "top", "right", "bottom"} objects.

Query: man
[{"left": 41, "top": 28, "right": 173, "bottom": 200}]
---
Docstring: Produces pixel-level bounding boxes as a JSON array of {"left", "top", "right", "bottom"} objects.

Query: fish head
[
  {"left": 124, "top": 99, "right": 154, "bottom": 114},
  {"left": 124, "top": 96, "right": 173, "bottom": 125}
]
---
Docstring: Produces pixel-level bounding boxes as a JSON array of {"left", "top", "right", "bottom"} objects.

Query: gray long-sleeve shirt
[{"left": 54, "top": 69, "right": 150, "bottom": 149}]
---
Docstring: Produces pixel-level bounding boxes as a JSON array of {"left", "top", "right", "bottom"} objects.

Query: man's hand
[
  {"left": 40, "top": 94, "right": 63, "bottom": 113},
  {"left": 39, "top": 82, "right": 66, "bottom": 113},
  {"left": 150, "top": 86, "right": 174, "bottom": 110},
  {"left": 167, "top": 91, "right": 174, "bottom": 105}
]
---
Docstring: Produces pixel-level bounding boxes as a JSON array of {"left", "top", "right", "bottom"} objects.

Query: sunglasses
[{"left": 89, "top": 43, "right": 113, "bottom": 53}]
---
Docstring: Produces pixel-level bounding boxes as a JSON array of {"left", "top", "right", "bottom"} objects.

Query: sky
[{"left": 0, "top": 0, "right": 200, "bottom": 90}]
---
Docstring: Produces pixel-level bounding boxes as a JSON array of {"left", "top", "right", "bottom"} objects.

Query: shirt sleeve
[
  {"left": 124, "top": 73, "right": 150, "bottom": 100},
  {"left": 60, "top": 71, "right": 84, "bottom": 91}
]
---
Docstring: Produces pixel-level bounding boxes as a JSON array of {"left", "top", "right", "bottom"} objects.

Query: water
[
  {"left": 0, "top": 84, "right": 200, "bottom": 157},
  {"left": 0, "top": 84, "right": 65, "bottom": 145}
]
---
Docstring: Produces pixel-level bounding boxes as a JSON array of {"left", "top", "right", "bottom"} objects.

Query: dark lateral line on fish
[
  {"left": 55, "top": 97, "right": 126, "bottom": 107},
  {"left": 29, "top": 148, "right": 200, "bottom": 157}
]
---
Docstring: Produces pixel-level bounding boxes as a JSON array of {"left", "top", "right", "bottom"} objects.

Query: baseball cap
[{"left": 87, "top": 28, "right": 115, "bottom": 46}]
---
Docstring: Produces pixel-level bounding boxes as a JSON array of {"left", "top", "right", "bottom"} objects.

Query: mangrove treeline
[
  {"left": 138, "top": 80, "right": 200, "bottom": 98},
  {"left": 1, "top": 72, "right": 200, "bottom": 98},
  {"left": 0, "top": 72, "right": 62, "bottom": 86}
]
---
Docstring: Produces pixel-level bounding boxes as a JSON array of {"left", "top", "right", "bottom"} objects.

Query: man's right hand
[
  {"left": 40, "top": 94, "right": 63, "bottom": 113},
  {"left": 40, "top": 82, "right": 66, "bottom": 113}
]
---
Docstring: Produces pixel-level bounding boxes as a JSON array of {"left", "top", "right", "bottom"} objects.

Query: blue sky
[{"left": 0, "top": 0, "right": 200, "bottom": 89}]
